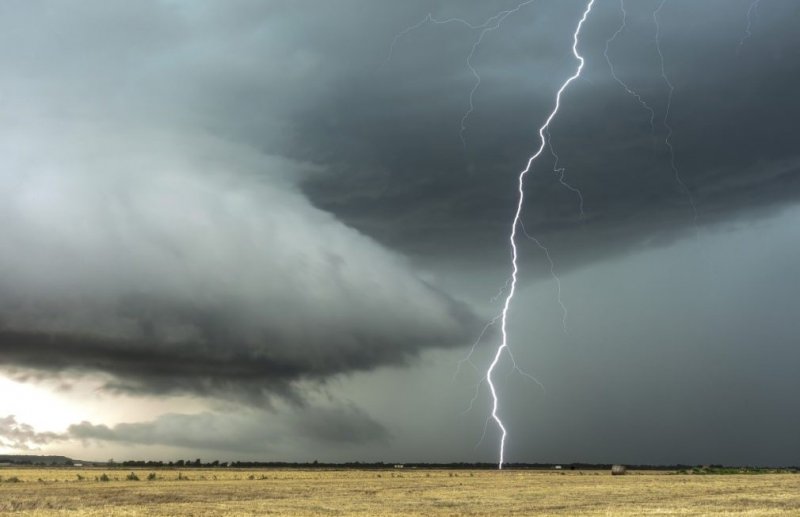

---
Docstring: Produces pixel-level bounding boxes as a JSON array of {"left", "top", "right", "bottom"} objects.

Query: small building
[{"left": 554, "top": 465, "right": 562, "bottom": 470}]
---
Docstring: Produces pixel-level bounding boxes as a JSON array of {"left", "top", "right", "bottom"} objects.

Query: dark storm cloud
[
  {"left": 0, "top": 127, "right": 478, "bottom": 400},
  {"left": 0, "top": 330, "right": 303, "bottom": 400},
  {"left": 1, "top": 0, "right": 798, "bottom": 432},
  {"left": 292, "top": 0, "right": 800, "bottom": 270},
  {"left": 0, "top": 306, "right": 473, "bottom": 402},
  {"left": 2, "top": 0, "right": 792, "bottom": 275},
  {"left": 0, "top": 0, "right": 481, "bottom": 401}
]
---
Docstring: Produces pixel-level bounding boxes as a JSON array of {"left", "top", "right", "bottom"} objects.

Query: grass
[{"left": 0, "top": 468, "right": 798, "bottom": 515}]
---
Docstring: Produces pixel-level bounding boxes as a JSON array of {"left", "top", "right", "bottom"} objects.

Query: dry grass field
[{"left": 1, "top": 467, "right": 798, "bottom": 516}]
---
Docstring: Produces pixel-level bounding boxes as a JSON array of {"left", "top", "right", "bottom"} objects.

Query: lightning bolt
[
  {"left": 605, "top": 0, "right": 699, "bottom": 223},
  {"left": 384, "top": 0, "right": 754, "bottom": 472},
  {"left": 454, "top": 303, "right": 544, "bottom": 422},
  {"left": 453, "top": 315, "right": 500, "bottom": 383},
  {"left": 604, "top": 0, "right": 656, "bottom": 134},
  {"left": 654, "top": 0, "right": 698, "bottom": 222},
  {"left": 519, "top": 220, "right": 568, "bottom": 334},
  {"left": 489, "top": 277, "right": 513, "bottom": 305},
  {"left": 487, "top": 0, "right": 595, "bottom": 470},
  {"left": 390, "top": 3, "right": 559, "bottom": 455},
  {"left": 545, "top": 127, "right": 585, "bottom": 217},
  {"left": 387, "top": 1, "right": 538, "bottom": 148},
  {"left": 738, "top": 0, "right": 762, "bottom": 53},
  {"left": 470, "top": 343, "right": 544, "bottom": 452},
  {"left": 458, "top": 1, "right": 538, "bottom": 148},
  {"left": 386, "top": 14, "right": 481, "bottom": 64}
]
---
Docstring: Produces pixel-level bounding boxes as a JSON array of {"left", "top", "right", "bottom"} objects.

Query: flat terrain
[{"left": 1, "top": 468, "right": 798, "bottom": 516}]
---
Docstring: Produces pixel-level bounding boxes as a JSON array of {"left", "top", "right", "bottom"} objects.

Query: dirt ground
[{"left": 1, "top": 468, "right": 798, "bottom": 516}]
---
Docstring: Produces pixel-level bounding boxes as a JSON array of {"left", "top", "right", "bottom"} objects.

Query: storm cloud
[
  {"left": 0, "top": 121, "right": 477, "bottom": 400},
  {"left": 68, "top": 404, "right": 388, "bottom": 454},
  {"left": 0, "top": 0, "right": 798, "bottom": 464},
  {"left": 0, "top": 1, "right": 484, "bottom": 401},
  {"left": 296, "top": 0, "right": 800, "bottom": 270}
]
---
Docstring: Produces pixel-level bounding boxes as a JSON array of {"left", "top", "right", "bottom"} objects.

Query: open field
[{"left": 1, "top": 468, "right": 798, "bottom": 516}]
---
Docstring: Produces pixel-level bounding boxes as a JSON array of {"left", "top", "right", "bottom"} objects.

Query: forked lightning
[{"left": 488, "top": 0, "right": 595, "bottom": 469}]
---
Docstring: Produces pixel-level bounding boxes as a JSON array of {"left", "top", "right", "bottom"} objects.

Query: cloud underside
[
  {"left": 0, "top": 322, "right": 466, "bottom": 401},
  {"left": 0, "top": 125, "right": 478, "bottom": 402},
  {"left": 68, "top": 405, "right": 389, "bottom": 452},
  {"left": 2, "top": 406, "right": 388, "bottom": 454}
]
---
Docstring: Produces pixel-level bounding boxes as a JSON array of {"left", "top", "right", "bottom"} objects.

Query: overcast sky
[{"left": 1, "top": 0, "right": 799, "bottom": 467}]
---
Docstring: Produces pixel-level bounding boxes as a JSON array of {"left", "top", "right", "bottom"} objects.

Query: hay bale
[{"left": 611, "top": 465, "right": 627, "bottom": 476}]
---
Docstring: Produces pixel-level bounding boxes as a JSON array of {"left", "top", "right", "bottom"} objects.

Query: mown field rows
[{"left": 1, "top": 468, "right": 798, "bottom": 515}]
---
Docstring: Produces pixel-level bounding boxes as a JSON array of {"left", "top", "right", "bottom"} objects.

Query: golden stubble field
[{"left": 1, "top": 468, "right": 798, "bottom": 516}]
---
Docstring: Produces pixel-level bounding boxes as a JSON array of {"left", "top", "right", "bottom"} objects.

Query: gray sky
[{"left": 1, "top": 0, "right": 799, "bottom": 466}]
